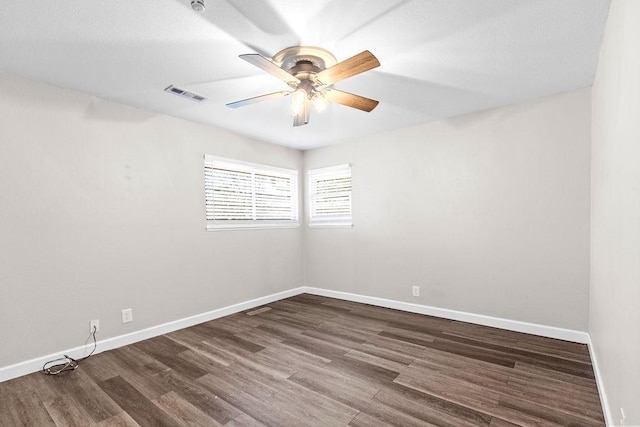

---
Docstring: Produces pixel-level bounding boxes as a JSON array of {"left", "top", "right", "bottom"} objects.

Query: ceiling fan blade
[
  {"left": 228, "top": 0, "right": 295, "bottom": 36},
  {"left": 323, "top": 88, "right": 379, "bottom": 112},
  {"left": 226, "top": 91, "right": 290, "bottom": 109},
  {"left": 314, "top": 50, "right": 380, "bottom": 86},
  {"left": 293, "top": 102, "right": 310, "bottom": 127},
  {"left": 240, "top": 54, "right": 300, "bottom": 87}
]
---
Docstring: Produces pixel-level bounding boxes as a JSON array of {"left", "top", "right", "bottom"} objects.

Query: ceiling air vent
[{"left": 164, "top": 85, "right": 207, "bottom": 103}]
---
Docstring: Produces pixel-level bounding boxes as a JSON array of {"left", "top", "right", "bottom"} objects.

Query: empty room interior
[{"left": 1, "top": 1, "right": 638, "bottom": 426}]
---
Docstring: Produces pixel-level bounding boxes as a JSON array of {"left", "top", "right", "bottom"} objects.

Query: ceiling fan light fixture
[
  {"left": 312, "top": 92, "right": 328, "bottom": 112},
  {"left": 290, "top": 87, "right": 308, "bottom": 115}
]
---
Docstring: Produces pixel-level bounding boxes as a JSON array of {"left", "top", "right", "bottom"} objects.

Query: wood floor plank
[
  {"left": 280, "top": 333, "right": 350, "bottom": 360},
  {"left": 176, "top": 348, "right": 228, "bottom": 375},
  {"left": 507, "top": 373, "right": 602, "bottom": 406},
  {"left": 82, "top": 351, "right": 129, "bottom": 383},
  {"left": 259, "top": 310, "right": 315, "bottom": 330},
  {"left": 287, "top": 363, "right": 380, "bottom": 410},
  {"left": 213, "top": 362, "right": 284, "bottom": 400},
  {"left": 511, "top": 362, "right": 600, "bottom": 400},
  {"left": 415, "top": 344, "right": 599, "bottom": 404},
  {"left": 198, "top": 373, "right": 326, "bottom": 427},
  {"left": 245, "top": 306, "right": 272, "bottom": 316},
  {"left": 323, "top": 313, "right": 387, "bottom": 335},
  {"left": 194, "top": 316, "right": 260, "bottom": 337},
  {"left": 362, "top": 333, "right": 426, "bottom": 358},
  {"left": 108, "top": 354, "right": 172, "bottom": 401},
  {"left": 133, "top": 335, "right": 190, "bottom": 356},
  {"left": 95, "top": 411, "right": 140, "bottom": 426},
  {"left": 510, "top": 348, "right": 596, "bottom": 379},
  {"left": 99, "top": 376, "right": 179, "bottom": 426},
  {"left": 233, "top": 328, "right": 285, "bottom": 348},
  {"left": 498, "top": 394, "right": 605, "bottom": 426},
  {"left": 167, "top": 336, "right": 234, "bottom": 367},
  {"left": 43, "top": 395, "right": 96, "bottom": 426},
  {"left": 325, "top": 355, "right": 400, "bottom": 387},
  {"left": 301, "top": 327, "right": 366, "bottom": 350},
  {"left": 197, "top": 338, "right": 257, "bottom": 366},
  {"left": 267, "top": 382, "right": 360, "bottom": 426},
  {"left": 118, "top": 369, "right": 172, "bottom": 402},
  {"left": 395, "top": 367, "right": 503, "bottom": 408},
  {"left": 412, "top": 346, "right": 512, "bottom": 383},
  {"left": 353, "top": 340, "right": 417, "bottom": 365},
  {"left": 152, "top": 366, "right": 243, "bottom": 424},
  {"left": 165, "top": 325, "right": 213, "bottom": 347},
  {"left": 0, "top": 294, "right": 604, "bottom": 427},
  {"left": 380, "top": 324, "right": 438, "bottom": 342},
  {"left": 444, "top": 321, "right": 521, "bottom": 345},
  {"left": 18, "top": 372, "right": 60, "bottom": 403},
  {"left": 315, "top": 321, "right": 378, "bottom": 343},
  {"left": 60, "top": 369, "right": 122, "bottom": 423},
  {"left": 153, "top": 391, "right": 223, "bottom": 426},
  {"left": 345, "top": 348, "right": 410, "bottom": 373},
  {"left": 350, "top": 402, "right": 438, "bottom": 427},
  {"left": 375, "top": 382, "right": 494, "bottom": 427},
  {"left": 508, "top": 339, "right": 592, "bottom": 364},
  {"left": 489, "top": 417, "right": 521, "bottom": 427},
  {"left": 409, "top": 347, "right": 603, "bottom": 422},
  {"left": 226, "top": 413, "right": 267, "bottom": 427},
  {"left": 205, "top": 333, "right": 265, "bottom": 355},
  {"left": 256, "top": 342, "right": 331, "bottom": 372},
  {"left": 234, "top": 349, "right": 300, "bottom": 379},
  {"left": 378, "top": 330, "right": 435, "bottom": 347},
  {"left": 0, "top": 382, "right": 56, "bottom": 426},
  {"left": 426, "top": 337, "right": 518, "bottom": 367},
  {"left": 349, "top": 411, "right": 413, "bottom": 427},
  {"left": 395, "top": 371, "right": 566, "bottom": 426}
]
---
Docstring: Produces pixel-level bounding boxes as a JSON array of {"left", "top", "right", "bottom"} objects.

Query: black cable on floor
[{"left": 42, "top": 326, "right": 97, "bottom": 376}]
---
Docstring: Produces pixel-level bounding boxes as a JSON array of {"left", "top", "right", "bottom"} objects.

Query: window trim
[
  {"left": 205, "top": 155, "right": 299, "bottom": 231},
  {"left": 307, "top": 163, "right": 353, "bottom": 228}
]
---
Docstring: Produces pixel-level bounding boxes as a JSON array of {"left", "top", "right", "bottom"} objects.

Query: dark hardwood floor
[{"left": 0, "top": 294, "right": 604, "bottom": 426}]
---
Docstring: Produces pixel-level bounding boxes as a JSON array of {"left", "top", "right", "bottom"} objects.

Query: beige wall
[
  {"left": 0, "top": 73, "right": 593, "bottom": 373},
  {"left": 304, "top": 88, "right": 591, "bottom": 331},
  {"left": 0, "top": 73, "right": 303, "bottom": 368},
  {"left": 590, "top": 1, "right": 640, "bottom": 425}
]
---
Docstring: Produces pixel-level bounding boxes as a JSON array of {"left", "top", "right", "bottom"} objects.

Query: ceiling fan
[{"left": 226, "top": 46, "right": 380, "bottom": 127}]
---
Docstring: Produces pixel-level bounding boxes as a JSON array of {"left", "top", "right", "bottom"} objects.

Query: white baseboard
[
  {"left": 302, "top": 287, "right": 590, "bottom": 344},
  {"left": 587, "top": 337, "right": 613, "bottom": 426},
  {"left": 0, "top": 285, "right": 592, "bottom": 384},
  {"left": 0, "top": 287, "right": 305, "bottom": 383}
]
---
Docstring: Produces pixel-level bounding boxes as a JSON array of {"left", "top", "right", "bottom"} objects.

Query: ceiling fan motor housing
[
  {"left": 288, "top": 60, "right": 321, "bottom": 79},
  {"left": 273, "top": 47, "right": 337, "bottom": 76}
]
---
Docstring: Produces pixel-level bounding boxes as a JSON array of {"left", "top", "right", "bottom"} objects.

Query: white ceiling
[{"left": 0, "top": 0, "right": 610, "bottom": 150}]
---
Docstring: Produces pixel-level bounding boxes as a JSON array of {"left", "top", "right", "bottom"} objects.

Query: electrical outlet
[
  {"left": 412, "top": 285, "right": 420, "bottom": 297},
  {"left": 121, "top": 308, "right": 133, "bottom": 324},
  {"left": 90, "top": 319, "right": 99, "bottom": 333}
]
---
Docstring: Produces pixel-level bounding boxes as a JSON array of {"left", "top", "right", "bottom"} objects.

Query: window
[
  {"left": 204, "top": 155, "right": 298, "bottom": 230},
  {"left": 308, "top": 164, "right": 352, "bottom": 227}
]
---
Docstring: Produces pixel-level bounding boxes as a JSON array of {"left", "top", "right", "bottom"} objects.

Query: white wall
[
  {"left": 304, "top": 88, "right": 591, "bottom": 331},
  {"left": 0, "top": 73, "right": 303, "bottom": 368},
  {"left": 590, "top": 1, "right": 640, "bottom": 425}
]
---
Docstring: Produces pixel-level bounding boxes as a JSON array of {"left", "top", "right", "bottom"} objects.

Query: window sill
[
  {"left": 308, "top": 223, "right": 353, "bottom": 229},
  {"left": 206, "top": 223, "right": 300, "bottom": 231}
]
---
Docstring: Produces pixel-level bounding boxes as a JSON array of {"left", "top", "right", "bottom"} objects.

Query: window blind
[
  {"left": 204, "top": 155, "right": 298, "bottom": 229},
  {"left": 308, "top": 164, "right": 352, "bottom": 226}
]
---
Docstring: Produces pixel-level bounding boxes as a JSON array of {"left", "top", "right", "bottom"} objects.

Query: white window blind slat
[
  {"left": 308, "top": 164, "right": 352, "bottom": 226},
  {"left": 204, "top": 155, "right": 298, "bottom": 229}
]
